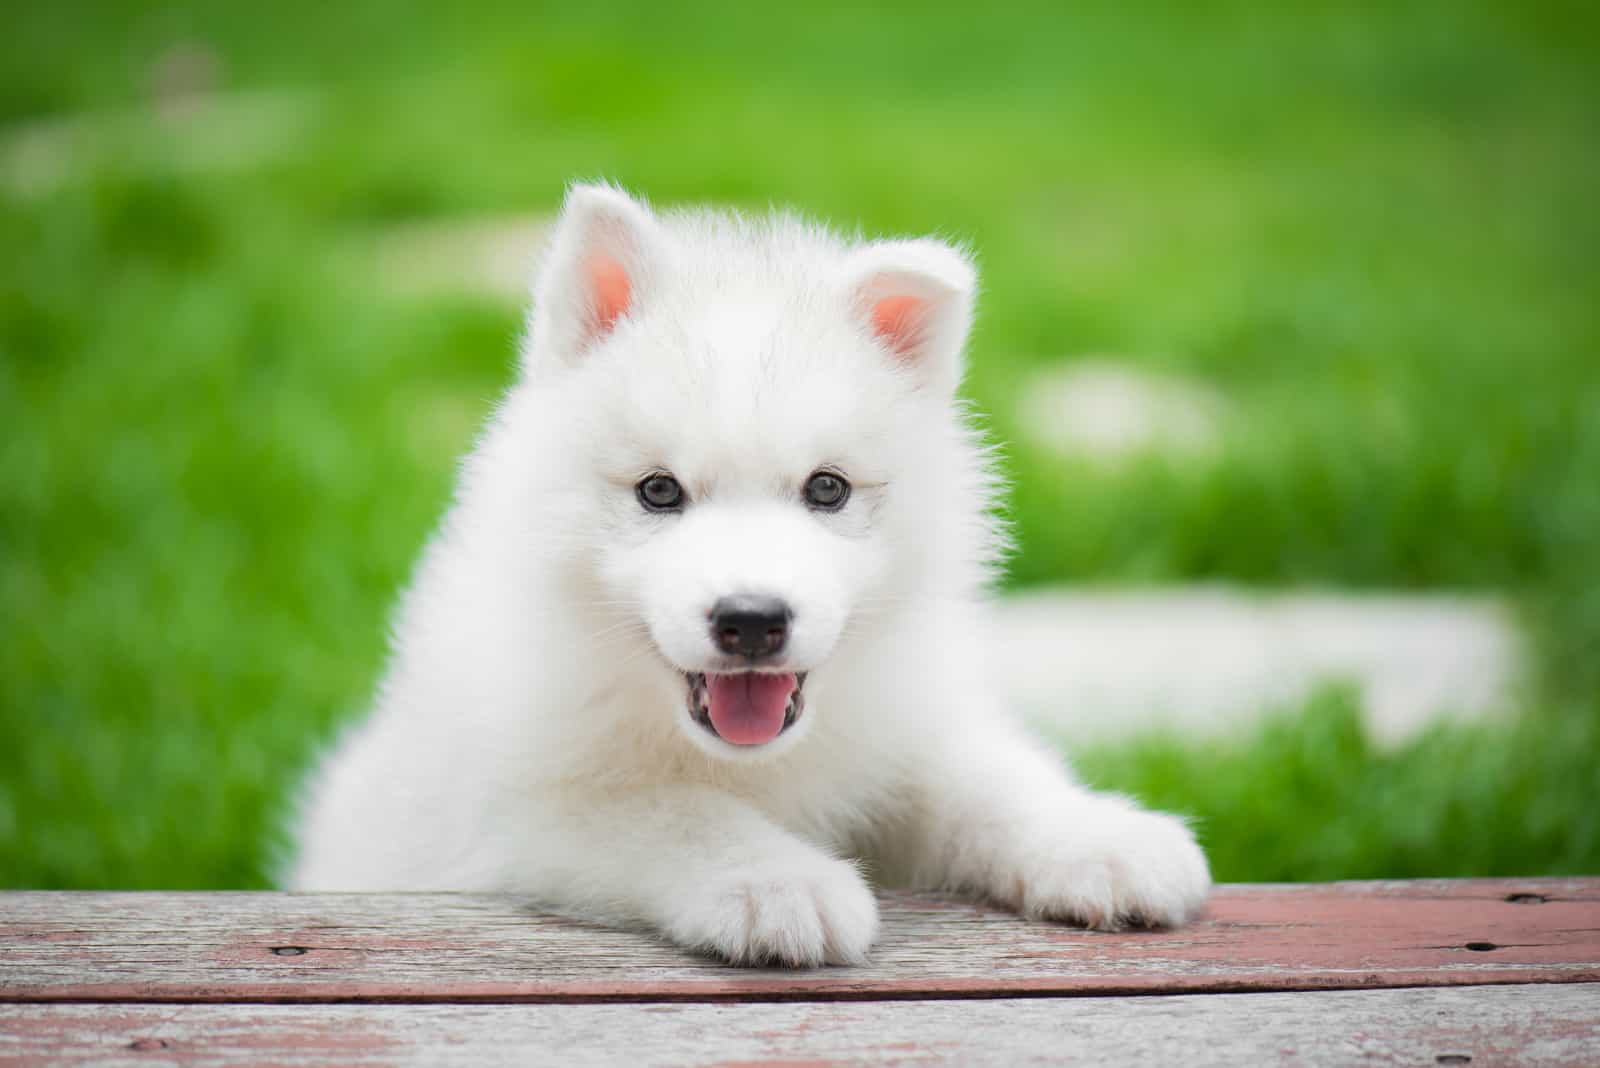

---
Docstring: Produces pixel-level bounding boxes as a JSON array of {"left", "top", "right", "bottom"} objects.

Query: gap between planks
[{"left": 14, "top": 976, "right": 1600, "bottom": 1008}]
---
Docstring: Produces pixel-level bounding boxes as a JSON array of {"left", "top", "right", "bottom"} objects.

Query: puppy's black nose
[{"left": 710, "top": 594, "right": 791, "bottom": 658}]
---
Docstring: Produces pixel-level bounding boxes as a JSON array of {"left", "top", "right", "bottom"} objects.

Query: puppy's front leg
[
  {"left": 517, "top": 784, "right": 877, "bottom": 966},
  {"left": 899, "top": 713, "right": 1211, "bottom": 929}
]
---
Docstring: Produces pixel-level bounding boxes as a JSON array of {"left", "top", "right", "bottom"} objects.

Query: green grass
[
  {"left": 2, "top": 1, "right": 1597, "bottom": 888},
  {"left": 1073, "top": 686, "right": 1600, "bottom": 883}
]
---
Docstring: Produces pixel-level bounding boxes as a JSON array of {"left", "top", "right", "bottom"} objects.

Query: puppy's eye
[
  {"left": 637, "top": 473, "right": 685, "bottom": 512},
  {"left": 803, "top": 470, "right": 850, "bottom": 511}
]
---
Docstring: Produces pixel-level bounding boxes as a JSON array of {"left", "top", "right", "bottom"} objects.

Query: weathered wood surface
[
  {"left": 3, "top": 878, "right": 1596, "bottom": 1002},
  {"left": 2, "top": 985, "right": 1596, "bottom": 1067}
]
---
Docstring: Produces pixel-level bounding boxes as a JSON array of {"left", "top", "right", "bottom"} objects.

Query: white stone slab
[{"left": 991, "top": 588, "right": 1521, "bottom": 746}]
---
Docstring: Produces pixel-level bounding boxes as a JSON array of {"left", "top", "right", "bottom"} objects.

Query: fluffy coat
[{"left": 288, "top": 184, "right": 1210, "bottom": 965}]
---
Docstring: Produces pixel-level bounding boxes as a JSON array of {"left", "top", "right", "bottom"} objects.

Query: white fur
[{"left": 287, "top": 183, "right": 1210, "bottom": 966}]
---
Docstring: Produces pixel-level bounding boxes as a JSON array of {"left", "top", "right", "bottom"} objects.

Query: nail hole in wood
[
  {"left": 1505, "top": 892, "right": 1545, "bottom": 904},
  {"left": 1463, "top": 941, "right": 1497, "bottom": 952},
  {"left": 1436, "top": 1055, "right": 1471, "bottom": 1065},
  {"left": 128, "top": 1038, "right": 172, "bottom": 1052},
  {"left": 271, "top": 945, "right": 309, "bottom": 956}
]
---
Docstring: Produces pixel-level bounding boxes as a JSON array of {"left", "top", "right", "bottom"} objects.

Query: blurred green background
[{"left": 2, "top": 1, "right": 1597, "bottom": 889}]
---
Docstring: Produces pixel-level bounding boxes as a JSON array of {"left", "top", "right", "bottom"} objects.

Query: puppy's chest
[{"left": 729, "top": 748, "right": 911, "bottom": 849}]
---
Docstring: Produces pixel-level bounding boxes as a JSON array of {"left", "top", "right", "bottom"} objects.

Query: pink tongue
[{"left": 706, "top": 672, "right": 797, "bottom": 746}]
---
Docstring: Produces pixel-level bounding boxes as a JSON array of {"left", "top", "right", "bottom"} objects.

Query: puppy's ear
[
  {"left": 524, "top": 183, "right": 664, "bottom": 371},
  {"left": 840, "top": 238, "right": 977, "bottom": 393}
]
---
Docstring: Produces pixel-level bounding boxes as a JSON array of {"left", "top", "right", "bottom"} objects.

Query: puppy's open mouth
[{"left": 686, "top": 671, "right": 807, "bottom": 746}]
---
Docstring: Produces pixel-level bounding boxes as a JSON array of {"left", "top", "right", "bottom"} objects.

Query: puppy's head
[{"left": 520, "top": 183, "right": 987, "bottom": 760}]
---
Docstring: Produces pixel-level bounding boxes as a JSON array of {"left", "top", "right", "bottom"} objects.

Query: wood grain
[
  {"left": 3, "top": 985, "right": 1596, "bottom": 1067},
  {"left": 3, "top": 879, "right": 1597, "bottom": 1003}
]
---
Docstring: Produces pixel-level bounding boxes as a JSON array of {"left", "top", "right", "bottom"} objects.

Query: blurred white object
[
  {"left": 370, "top": 215, "right": 552, "bottom": 298},
  {"left": 992, "top": 588, "right": 1521, "bottom": 747},
  {"left": 0, "top": 88, "right": 313, "bottom": 196},
  {"left": 1016, "top": 359, "right": 1225, "bottom": 460}
]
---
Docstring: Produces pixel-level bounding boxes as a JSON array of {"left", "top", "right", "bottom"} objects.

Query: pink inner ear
[
  {"left": 870, "top": 294, "right": 927, "bottom": 358},
  {"left": 587, "top": 254, "right": 632, "bottom": 336}
]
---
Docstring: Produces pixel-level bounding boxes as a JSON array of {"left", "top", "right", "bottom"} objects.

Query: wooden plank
[
  {"left": 2, "top": 985, "right": 1596, "bottom": 1066},
  {"left": 2, "top": 879, "right": 1596, "bottom": 1003}
]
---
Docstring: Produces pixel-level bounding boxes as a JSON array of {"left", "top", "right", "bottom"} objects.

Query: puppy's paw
[
  {"left": 666, "top": 855, "right": 879, "bottom": 967},
  {"left": 1011, "top": 803, "right": 1210, "bottom": 930}
]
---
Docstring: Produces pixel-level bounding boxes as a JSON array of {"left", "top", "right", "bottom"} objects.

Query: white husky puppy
[{"left": 289, "top": 183, "right": 1210, "bottom": 965}]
